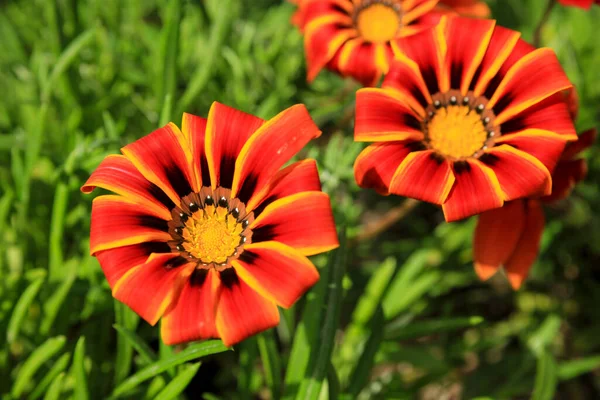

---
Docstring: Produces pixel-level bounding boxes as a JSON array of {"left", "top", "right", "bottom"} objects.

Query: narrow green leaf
[
  {"left": 112, "top": 340, "right": 229, "bottom": 397},
  {"left": 113, "top": 324, "right": 157, "bottom": 366},
  {"left": 528, "top": 315, "right": 561, "bottom": 356},
  {"left": 114, "top": 301, "right": 140, "bottom": 385},
  {"left": 7, "top": 273, "right": 46, "bottom": 343},
  {"left": 296, "top": 229, "right": 347, "bottom": 400},
  {"left": 557, "top": 355, "right": 600, "bottom": 381},
  {"left": 258, "top": 331, "right": 282, "bottom": 400},
  {"left": 72, "top": 337, "right": 89, "bottom": 400},
  {"left": 48, "top": 181, "right": 69, "bottom": 280},
  {"left": 12, "top": 336, "right": 66, "bottom": 396},
  {"left": 156, "top": 0, "right": 180, "bottom": 120},
  {"left": 43, "top": 372, "right": 65, "bottom": 400},
  {"left": 327, "top": 363, "right": 340, "bottom": 400},
  {"left": 40, "top": 260, "right": 77, "bottom": 335},
  {"left": 532, "top": 351, "right": 557, "bottom": 400},
  {"left": 384, "top": 316, "right": 484, "bottom": 341},
  {"left": 347, "top": 308, "right": 384, "bottom": 397},
  {"left": 30, "top": 352, "right": 71, "bottom": 400},
  {"left": 153, "top": 362, "right": 202, "bottom": 400}
]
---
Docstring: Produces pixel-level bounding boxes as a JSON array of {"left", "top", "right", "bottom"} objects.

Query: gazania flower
[
  {"left": 82, "top": 102, "right": 339, "bottom": 346},
  {"left": 295, "top": 0, "right": 488, "bottom": 86},
  {"left": 436, "top": 0, "right": 491, "bottom": 17},
  {"left": 558, "top": 0, "right": 599, "bottom": 9},
  {"left": 473, "top": 128, "right": 596, "bottom": 289},
  {"left": 354, "top": 17, "right": 577, "bottom": 222}
]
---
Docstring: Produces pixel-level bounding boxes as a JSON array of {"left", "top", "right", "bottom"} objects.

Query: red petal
[
  {"left": 161, "top": 269, "right": 220, "bottom": 345},
  {"left": 90, "top": 196, "right": 171, "bottom": 255},
  {"left": 392, "top": 21, "right": 448, "bottom": 95},
  {"left": 382, "top": 53, "right": 432, "bottom": 116},
  {"left": 562, "top": 128, "right": 597, "bottom": 160},
  {"left": 442, "top": 160, "right": 504, "bottom": 222},
  {"left": 473, "top": 200, "right": 526, "bottom": 281},
  {"left": 354, "top": 88, "right": 424, "bottom": 142},
  {"left": 444, "top": 17, "right": 496, "bottom": 94},
  {"left": 250, "top": 192, "right": 338, "bottom": 256},
  {"left": 112, "top": 254, "right": 195, "bottom": 325},
  {"left": 121, "top": 123, "right": 195, "bottom": 207},
  {"left": 205, "top": 102, "right": 265, "bottom": 190},
  {"left": 542, "top": 159, "right": 587, "bottom": 203},
  {"left": 389, "top": 150, "right": 455, "bottom": 204},
  {"left": 354, "top": 141, "right": 419, "bottom": 195},
  {"left": 499, "top": 93, "right": 577, "bottom": 139},
  {"left": 215, "top": 269, "right": 280, "bottom": 346},
  {"left": 304, "top": 14, "right": 355, "bottom": 82},
  {"left": 495, "top": 130, "right": 567, "bottom": 173},
  {"left": 231, "top": 104, "right": 321, "bottom": 207},
  {"left": 81, "top": 155, "right": 173, "bottom": 220},
  {"left": 335, "top": 39, "right": 388, "bottom": 87},
  {"left": 233, "top": 241, "right": 319, "bottom": 308},
  {"left": 504, "top": 200, "right": 545, "bottom": 289},
  {"left": 249, "top": 159, "right": 322, "bottom": 216},
  {"left": 558, "top": 0, "right": 594, "bottom": 9},
  {"left": 480, "top": 145, "right": 552, "bottom": 201},
  {"left": 96, "top": 242, "right": 171, "bottom": 288},
  {"left": 488, "top": 48, "right": 572, "bottom": 125},
  {"left": 182, "top": 112, "right": 211, "bottom": 188}
]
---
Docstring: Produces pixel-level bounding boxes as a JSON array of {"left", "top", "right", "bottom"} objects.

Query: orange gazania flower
[
  {"left": 82, "top": 103, "right": 339, "bottom": 346},
  {"left": 558, "top": 0, "right": 600, "bottom": 9},
  {"left": 473, "top": 128, "right": 596, "bottom": 289},
  {"left": 295, "top": 0, "right": 463, "bottom": 86},
  {"left": 354, "top": 17, "right": 577, "bottom": 222}
]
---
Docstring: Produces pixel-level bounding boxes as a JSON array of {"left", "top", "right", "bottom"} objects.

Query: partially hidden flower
[
  {"left": 354, "top": 17, "right": 577, "bottom": 222},
  {"left": 473, "top": 128, "right": 596, "bottom": 289},
  {"left": 558, "top": 0, "right": 600, "bottom": 9},
  {"left": 294, "top": 0, "right": 488, "bottom": 86},
  {"left": 436, "top": 0, "right": 491, "bottom": 18},
  {"left": 82, "top": 102, "right": 339, "bottom": 346}
]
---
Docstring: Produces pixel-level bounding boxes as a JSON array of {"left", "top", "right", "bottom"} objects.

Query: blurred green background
[{"left": 0, "top": 0, "right": 599, "bottom": 398}]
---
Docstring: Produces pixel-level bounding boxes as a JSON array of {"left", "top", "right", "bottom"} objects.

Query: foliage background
[{"left": 0, "top": 0, "right": 599, "bottom": 398}]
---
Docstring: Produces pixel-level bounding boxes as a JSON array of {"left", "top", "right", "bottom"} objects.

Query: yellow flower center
[
  {"left": 168, "top": 188, "right": 252, "bottom": 269},
  {"left": 424, "top": 92, "right": 498, "bottom": 160},
  {"left": 356, "top": 3, "right": 401, "bottom": 43}
]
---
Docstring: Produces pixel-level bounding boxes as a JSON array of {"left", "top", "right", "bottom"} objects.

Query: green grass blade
[
  {"left": 532, "top": 351, "right": 557, "bottom": 400},
  {"left": 114, "top": 301, "right": 140, "bottom": 385},
  {"left": 156, "top": 0, "right": 180, "bottom": 123},
  {"left": 113, "top": 324, "right": 158, "bottom": 366},
  {"left": 30, "top": 352, "right": 71, "bottom": 400},
  {"left": 6, "top": 273, "right": 46, "bottom": 343},
  {"left": 111, "top": 340, "right": 229, "bottom": 398},
  {"left": 72, "top": 337, "right": 89, "bottom": 400},
  {"left": 48, "top": 181, "right": 69, "bottom": 280},
  {"left": 43, "top": 372, "right": 65, "bottom": 400},
  {"left": 11, "top": 335, "right": 66, "bottom": 397},
  {"left": 40, "top": 260, "right": 77, "bottom": 335},
  {"left": 153, "top": 362, "right": 202, "bottom": 400},
  {"left": 327, "top": 363, "right": 340, "bottom": 400},
  {"left": 258, "top": 331, "right": 282, "bottom": 400},
  {"left": 557, "top": 355, "right": 600, "bottom": 381},
  {"left": 528, "top": 314, "right": 561, "bottom": 357},
  {"left": 296, "top": 229, "right": 347, "bottom": 400},
  {"left": 384, "top": 316, "right": 484, "bottom": 341}
]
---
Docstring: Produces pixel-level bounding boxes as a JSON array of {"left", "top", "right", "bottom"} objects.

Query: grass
[{"left": 0, "top": 0, "right": 599, "bottom": 398}]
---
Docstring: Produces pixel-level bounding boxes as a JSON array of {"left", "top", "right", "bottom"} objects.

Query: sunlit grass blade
[
  {"left": 258, "top": 331, "right": 282, "bottom": 400},
  {"left": 48, "top": 181, "right": 69, "bottom": 280},
  {"left": 528, "top": 314, "right": 561, "bottom": 356},
  {"left": 384, "top": 316, "right": 484, "bottom": 340},
  {"left": 72, "top": 337, "right": 89, "bottom": 400},
  {"left": 295, "top": 228, "right": 347, "bottom": 400},
  {"left": 11, "top": 335, "right": 66, "bottom": 397},
  {"left": 113, "top": 324, "right": 158, "bottom": 366},
  {"left": 154, "top": 362, "right": 202, "bottom": 400},
  {"left": 156, "top": 0, "right": 180, "bottom": 123},
  {"left": 557, "top": 355, "right": 600, "bottom": 381},
  {"left": 532, "top": 351, "right": 557, "bottom": 400},
  {"left": 30, "top": 352, "right": 71, "bottom": 400},
  {"left": 111, "top": 340, "right": 229, "bottom": 398},
  {"left": 7, "top": 273, "right": 46, "bottom": 343},
  {"left": 43, "top": 372, "right": 65, "bottom": 400}
]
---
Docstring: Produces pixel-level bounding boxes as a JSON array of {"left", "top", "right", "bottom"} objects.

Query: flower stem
[
  {"left": 533, "top": 0, "right": 557, "bottom": 47},
  {"left": 352, "top": 198, "right": 419, "bottom": 243}
]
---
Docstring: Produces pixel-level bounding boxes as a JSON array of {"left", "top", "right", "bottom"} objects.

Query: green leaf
[
  {"left": 72, "top": 336, "right": 89, "bottom": 400},
  {"left": 43, "top": 372, "right": 65, "bottom": 400},
  {"left": 11, "top": 335, "right": 66, "bottom": 397},
  {"left": 40, "top": 260, "right": 77, "bottom": 335},
  {"left": 327, "top": 363, "right": 340, "bottom": 400},
  {"left": 156, "top": 0, "right": 180, "bottom": 121},
  {"left": 296, "top": 228, "right": 347, "bottom": 400},
  {"left": 30, "top": 352, "right": 71, "bottom": 400},
  {"left": 113, "top": 324, "right": 158, "bottom": 366},
  {"left": 258, "top": 331, "right": 282, "bottom": 400},
  {"left": 532, "top": 351, "right": 557, "bottom": 400},
  {"left": 111, "top": 340, "right": 229, "bottom": 398},
  {"left": 153, "top": 362, "right": 202, "bottom": 400},
  {"left": 384, "top": 316, "right": 484, "bottom": 341},
  {"left": 557, "top": 355, "right": 600, "bottom": 381},
  {"left": 528, "top": 315, "right": 561, "bottom": 356},
  {"left": 6, "top": 273, "right": 46, "bottom": 343},
  {"left": 114, "top": 301, "right": 140, "bottom": 385}
]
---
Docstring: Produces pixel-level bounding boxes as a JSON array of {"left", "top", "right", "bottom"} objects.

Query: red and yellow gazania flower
[
  {"left": 558, "top": 0, "right": 600, "bottom": 9},
  {"left": 354, "top": 17, "right": 577, "bottom": 222},
  {"left": 473, "top": 128, "right": 595, "bottom": 289},
  {"left": 294, "top": 0, "right": 489, "bottom": 86},
  {"left": 82, "top": 103, "right": 339, "bottom": 346}
]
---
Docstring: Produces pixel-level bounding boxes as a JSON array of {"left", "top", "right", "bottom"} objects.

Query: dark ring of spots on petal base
[
  {"left": 164, "top": 164, "right": 193, "bottom": 199},
  {"left": 167, "top": 186, "right": 254, "bottom": 272},
  {"left": 220, "top": 267, "right": 240, "bottom": 289}
]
